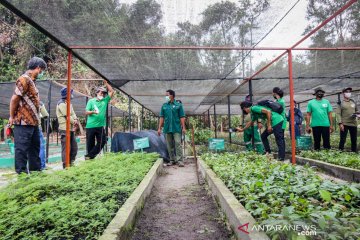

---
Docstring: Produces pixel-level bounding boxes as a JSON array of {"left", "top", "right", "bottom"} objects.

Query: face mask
[
  {"left": 344, "top": 92, "right": 351, "bottom": 98},
  {"left": 165, "top": 96, "right": 171, "bottom": 102},
  {"left": 316, "top": 93, "right": 324, "bottom": 99},
  {"left": 273, "top": 95, "right": 277, "bottom": 100},
  {"left": 37, "top": 71, "right": 44, "bottom": 80},
  {"left": 97, "top": 95, "right": 103, "bottom": 100}
]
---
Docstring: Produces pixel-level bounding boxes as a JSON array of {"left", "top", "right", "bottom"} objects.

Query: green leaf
[
  {"left": 290, "top": 193, "right": 295, "bottom": 201},
  {"left": 318, "top": 215, "right": 326, "bottom": 229},
  {"left": 349, "top": 186, "right": 360, "bottom": 197},
  {"left": 319, "top": 190, "right": 332, "bottom": 202},
  {"left": 344, "top": 194, "right": 351, "bottom": 201}
]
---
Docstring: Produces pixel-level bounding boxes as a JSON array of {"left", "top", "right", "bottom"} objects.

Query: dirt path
[{"left": 131, "top": 159, "right": 234, "bottom": 240}]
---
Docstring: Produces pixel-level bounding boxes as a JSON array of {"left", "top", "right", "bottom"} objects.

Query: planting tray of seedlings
[
  {"left": 0, "top": 152, "right": 160, "bottom": 240},
  {"left": 201, "top": 152, "right": 360, "bottom": 240}
]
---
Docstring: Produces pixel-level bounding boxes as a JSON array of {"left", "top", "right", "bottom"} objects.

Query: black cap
[
  {"left": 313, "top": 87, "right": 325, "bottom": 95},
  {"left": 342, "top": 87, "right": 352, "bottom": 93}
]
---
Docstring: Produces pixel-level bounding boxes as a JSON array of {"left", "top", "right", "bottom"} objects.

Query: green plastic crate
[{"left": 296, "top": 136, "right": 312, "bottom": 150}]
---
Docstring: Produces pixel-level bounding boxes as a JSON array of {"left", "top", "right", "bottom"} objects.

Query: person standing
[
  {"left": 273, "top": 87, "right": 287, "bottom": 131},
  {"left": 336, "top": 87, "right": 358, "bottom": 152},
  {"left": 287, "top": 100, "right": 303, "bottom": 139},
  {"left": 240, "top": 95, "right": 264, "bottom": 154},
  {"left": 39, "top": 101, "right": 49, "bottom": 170},
  {"left": 56, "top": 88, "right": 79, "bottom": 168},
  {"left": 238, "top": 101, "right": 285, "bottom": 161},
  {"left": 85, "top": 80, "right": 114, "bottom": 159},
  {"left": 158, "top": 90, "right": 186, "bottom": 167},
  {"left": 9, "top": 57, "right": 47, "bottom": 174},
  {"left": 305, "top": 87, "right": 334, "bottom": 150}
]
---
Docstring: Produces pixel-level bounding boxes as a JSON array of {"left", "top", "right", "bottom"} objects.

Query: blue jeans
[{"left": 39, "top": 129, "right": 46, "bottom": 169}]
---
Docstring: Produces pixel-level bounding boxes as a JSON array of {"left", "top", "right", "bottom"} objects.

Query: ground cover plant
[
  {"left": 203, "top": 152, "right": 360, "bottom": 240},
  {"left": 0, "top": 152, "right": 158, "bottom": 239},
  {"left": 300, "top": 150, "right": 360, "bottom": 170}
]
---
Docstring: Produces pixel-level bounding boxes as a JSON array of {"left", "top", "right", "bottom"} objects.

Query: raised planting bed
[
  {"left": 0, "top": 152, "right": 159, "bottom": 239},
  {"left": 298, "top": 150, "right": 360, "bottom": 182},
  {"left": 299, "top": 150, "right": 360, "bottom": 170},
  {"left": 202, "top": 152, "right": 360, "bottom": 240}
]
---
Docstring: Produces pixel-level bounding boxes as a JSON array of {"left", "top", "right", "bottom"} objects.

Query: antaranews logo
[
  {"left": 238, "top": 223, "right": 250, "bottom": 234},
  {"left": 238, "top": 223, "right": 317, "bottom": 236}
]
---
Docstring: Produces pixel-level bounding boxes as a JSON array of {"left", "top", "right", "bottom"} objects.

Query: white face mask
[
  {"left": 97, "top": 95, "right": 104, "bottom": 100},
  {"left": 344, "top": 92, "right": 351, "bottom": 98}
]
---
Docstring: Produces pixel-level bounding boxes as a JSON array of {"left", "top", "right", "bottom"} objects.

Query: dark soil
[{"left": 131, "top": 159, "right": 234, "bottom": 240}]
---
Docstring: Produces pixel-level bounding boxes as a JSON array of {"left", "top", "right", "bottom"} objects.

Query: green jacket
[
  {"left": 160, "top": 100, "right": 185, "bottom": 133},
  {"left": 56, "top": 100, "right": 77, "bottom": 131}
]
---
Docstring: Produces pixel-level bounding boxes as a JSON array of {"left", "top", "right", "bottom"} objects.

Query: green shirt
[
  {"left": 277, "top": 98, "right": 287, "bottom": 129},
  {"left": 336, "top": 99, "right": 358, "bottom": 127},
  {"left": 306, "top": 99, "right": 333, "bottom": 127},
  {"left": 243, "top": 113, "right": 261, "bottom": 127},
  {"left": 250, "top": 105, "right": 283, "bottom": 127},
  {"left": 160, "top": 100, "right": 185, "bottom": 133},
  {"left": 86, "top": 95, "right": 111, "bottom": 128}
]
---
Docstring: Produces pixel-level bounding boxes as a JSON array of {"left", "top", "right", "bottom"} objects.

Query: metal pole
[
  {"left": 65, "top": 50, "right": 72, "bottom": 168},
  {"left": 46, "top": 81, "right": 52, "bottom": 163},
  {"left": 249, "top": 80, "right": 255, "bottom": 147},
  {"left": 227, "top": 95, "right": 232, "bottom": 143},
  {"left": 110, "top": 106, "right": 113, "bottom": 137},
  {"left": 85, "top": 96, "right": 88, "bottom": 155},
  {"left": 105, "top": 103, "right": 109, "bottom": 152},
  {"left": 128, "top": 96, "right": 132, "bottom": 132},
  {"left": 141, "top": 106, "right": 144, "bottom": 130},
  {"left": 207, "top": 110, "right": 210, "bottom": 128},
  {"left": 122, "top": 112, "right": 125, "bottom": 132},
  {"left": 214, "top": 105, "right": 217, "bottom": 138},
  {"left": 288, "top": 50, "right": 296, "bottom": 165}
]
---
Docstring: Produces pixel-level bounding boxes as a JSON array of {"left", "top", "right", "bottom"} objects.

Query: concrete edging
[
  {"left": 99, "top": 158, "right": 163, "bottom": 240},
  {"left": 198, "top": 159, "right": 269, "bottom": 240},
  {"left": 295, "top": 156, "right": 360, "bottom": 182}
]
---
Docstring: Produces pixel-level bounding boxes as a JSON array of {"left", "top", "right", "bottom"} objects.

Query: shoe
[
  {"left": 178, "top": 162, "right": 185, "bottom": 167},
  {"left": 166, "top": 161, "right": 175, "bottom": 166}
]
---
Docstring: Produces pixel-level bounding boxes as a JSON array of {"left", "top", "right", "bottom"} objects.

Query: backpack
[{"left": 257, "top": 100, "right": 284, "bottom": 114}]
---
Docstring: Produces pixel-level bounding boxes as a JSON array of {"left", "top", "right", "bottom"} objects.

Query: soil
[{"left": 131, "top": 158, "right": 234, "bottom": 240}]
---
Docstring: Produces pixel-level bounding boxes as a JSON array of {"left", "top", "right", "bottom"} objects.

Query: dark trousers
[
  {"left": 261, "top": 122, "right": 285, "bottom": 160},
  {"left": 86, "top": 127, "right": 106, "bottom": 158},
  {"left": 312, "top": 126, "right": 331, "bottom": 150},
  {"left": 14, "top": 125, "right": 41, "bottom": 174},
  {"left": 60, "top": 130, "right": 78, "bottom": 168},
  {"left": 339, "top": 125, "right": 357, "bottom": 152}
]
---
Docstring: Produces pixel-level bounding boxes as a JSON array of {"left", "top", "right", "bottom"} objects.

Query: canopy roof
[
  {"left": 1, "top": 0, "right": 359, "bottom": 115},
  {"left": 0, "top": 80, "right": 128, "bottom": 119}
]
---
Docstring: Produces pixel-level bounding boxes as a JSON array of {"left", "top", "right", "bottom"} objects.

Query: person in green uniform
[
  {"left": 158, "top": 90, "right": 186, "bottom": 167},
  {"left": 336, "top": 87, "right": 358, "bottom": 152},
  {"left": 305, "top": 87, "right": 334, "bottom": 150},
  {"left": 238, "top": 95, "right": 264, "bottom": 153},
  {"left": 273, "top": 87, "right": 287, "bottom": 131},
  {"left": 238, "top": 101, "right": 285, "bottom": 160},
  {"left": 85, "top": 80, "right": 114, "bottom": 159},
  {"left": 56, "top": 88, "right": 78, "bottom": 168}
]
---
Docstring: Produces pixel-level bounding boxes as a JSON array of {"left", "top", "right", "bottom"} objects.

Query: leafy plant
[
  {"left": 203, "top": 152, "right": 360, "bottom": 240},
  {"left": 0, "top": 152, "right": 158, "bottom": 239},
  {"left": 186, "top": 128, "right": 214, "bottom": 145},
  {"left": 300, "top": 150, "right": 360, "bottom": 170}
]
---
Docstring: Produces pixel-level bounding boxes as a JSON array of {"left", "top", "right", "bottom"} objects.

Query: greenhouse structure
[{"left": 0, "top": 0, "right": 359, "bottom": 239}]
